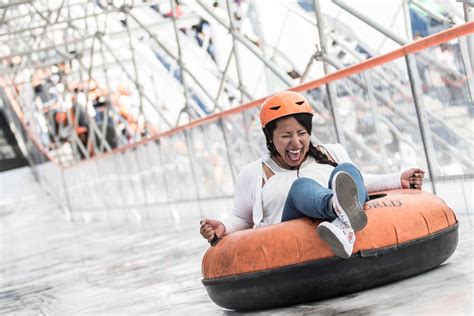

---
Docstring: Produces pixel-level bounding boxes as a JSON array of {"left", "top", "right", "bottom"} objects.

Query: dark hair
[{"left": 262, "top": 113, "right": 338, "bottom": 170}]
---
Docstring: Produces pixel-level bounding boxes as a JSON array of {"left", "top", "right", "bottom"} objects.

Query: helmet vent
[
  {"left": 269, "top": 106, "right": 281, "bottom": 110},
  {"left": 296, "top": 101, "right": 305, "bottom": 105}
]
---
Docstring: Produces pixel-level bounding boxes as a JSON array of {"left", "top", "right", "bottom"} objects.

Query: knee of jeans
[
  {"left": 338, "top": 162, "right": 357, "bottom": 171},
  {"left": 289, "top": 177, "right": 313, "bottom": 194},
  {"left": 338, "top": 162, "right": 363, "bottom": 180}
]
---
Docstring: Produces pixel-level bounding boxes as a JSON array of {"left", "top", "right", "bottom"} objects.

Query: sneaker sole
[
  {"left": 334, "top": 172, "right": 368, "bottom": 231},
  {"left": 317, "top": 224, "right": 351, "bottom": 258}
]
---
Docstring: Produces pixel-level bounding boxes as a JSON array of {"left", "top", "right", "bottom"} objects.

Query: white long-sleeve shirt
[{"left": 220, "top": 143, "right": 402, "bottom": 234}]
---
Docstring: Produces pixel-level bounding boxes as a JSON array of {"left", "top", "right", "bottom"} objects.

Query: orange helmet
[{"left": 259, "top": 91, "right": 312, "bottom": 128}]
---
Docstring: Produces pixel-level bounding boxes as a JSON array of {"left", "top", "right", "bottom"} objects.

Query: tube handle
[{"left": 209, "top": 235, "right": 221, "bottom": 247}]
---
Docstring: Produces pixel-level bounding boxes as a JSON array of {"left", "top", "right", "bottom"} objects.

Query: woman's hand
[
  {"left": 401, "top": 168, "right": 425, "bottom": 190},
  {"left": 200, "top": 219, "right": 226, "bottom": 242}
]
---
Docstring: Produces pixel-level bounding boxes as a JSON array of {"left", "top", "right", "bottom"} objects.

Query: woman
[{"left": 200, "top": 91, "right": 425, "bottom": 258}]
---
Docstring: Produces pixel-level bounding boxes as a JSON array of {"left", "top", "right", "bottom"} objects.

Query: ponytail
[{"left": 307, "top": 142, "right": 338, "bottom": 167}]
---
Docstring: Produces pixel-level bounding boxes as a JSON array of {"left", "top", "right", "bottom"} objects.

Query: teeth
[{"left": 287, "top": 149, "right": 301, "bottom": 161}]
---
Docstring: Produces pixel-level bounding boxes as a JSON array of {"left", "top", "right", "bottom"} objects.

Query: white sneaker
[
  {"left": 317, "top": 218, "right": 355, "bottom": 258},
  {"left": 332, "top": 171, "right": 367, "bottom": 231}
]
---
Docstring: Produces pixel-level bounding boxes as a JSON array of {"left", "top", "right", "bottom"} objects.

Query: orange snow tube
[{"left": 201, "top": 190, "right": 458, "bottom": 311}]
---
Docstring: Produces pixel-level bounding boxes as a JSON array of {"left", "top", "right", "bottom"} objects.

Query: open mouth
[{"left": 287, "top": 149, "right": 302, "bottom": 162}]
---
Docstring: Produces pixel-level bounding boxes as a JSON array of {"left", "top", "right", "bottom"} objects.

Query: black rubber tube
[{"left": 202, "top": 223, "right": 458, "bottom": 311}]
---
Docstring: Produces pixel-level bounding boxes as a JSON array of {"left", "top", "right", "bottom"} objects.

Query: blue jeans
[{"left": 281, "top": 163, "right": 369, "bottom": 222}]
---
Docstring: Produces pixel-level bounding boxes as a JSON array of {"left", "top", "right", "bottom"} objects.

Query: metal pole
[
  {"left": 405, "top": 55, "right": 437, "bottom": 193},
  {"left": 0, "top": 11, "right": 107, "bottom": 39},
  {"left": 313, "top": 0, "right": 345, "bottom": 144},
  {"left": 213, "top": 51, "right": 233, "bottom": 111},
  {"left": 0, "top": 1, "right": 32, "bottom": 10},
  {"left": 300, "top": 50, "right": 317, "bottom": 84},
  {"left": 332, "top": 0, "right": 406, "bottom": 44},
  {"left": 106, "top": 14, "right": 201, "bottom": 40},
  {"left": 412, "top": 0, "right": 454, "bottom": 25},
  {"left": 169, "top": 0, "right": 196, "bottom": 124},
  {"left": 461, "top": 0, "right": 474, "bottom": 71},
  {"left": 459, "top": 35, "right": 474, "bottom": 104},
  {"left": 122, "top": 5, "right": 147, "bottom": 139},
  {"left": 402, "top": 0, "right": 414, "bottom": 41},
  {"left": 225, "top": 0, "right": 246, "bottom": 104}
]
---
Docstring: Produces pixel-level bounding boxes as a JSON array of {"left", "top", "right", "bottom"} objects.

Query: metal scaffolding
[{"left": 1, "top": 0, "right": 472, "bottom": 182}]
